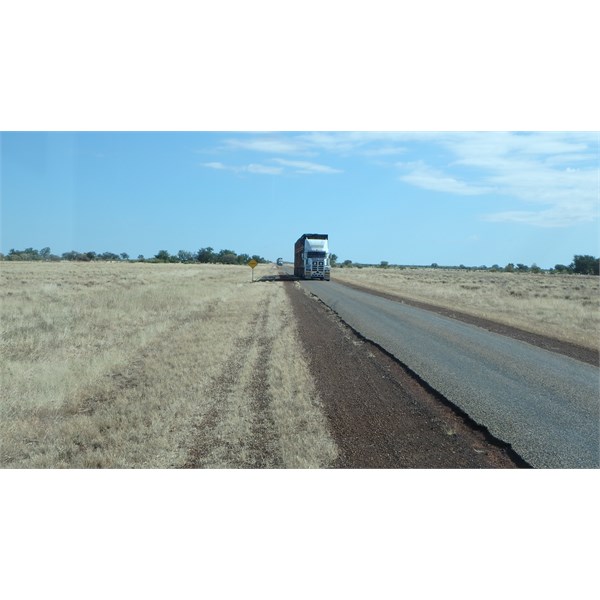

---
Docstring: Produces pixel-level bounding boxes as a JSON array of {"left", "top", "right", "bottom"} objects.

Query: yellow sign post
[{"left": 248, "top": 259, "right": 258, "bottom": 281}]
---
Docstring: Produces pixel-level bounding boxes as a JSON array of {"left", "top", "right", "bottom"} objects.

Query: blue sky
[{"left": 1, "top": 131, "right": 597, "bottom": 268}]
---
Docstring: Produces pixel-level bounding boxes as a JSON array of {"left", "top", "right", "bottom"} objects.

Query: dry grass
[
  {"left": 0, "top": 261, "right": 337, "bottom": 468},
  {"left": 333, "top": 267, "right": 600, "bottom": 350}
]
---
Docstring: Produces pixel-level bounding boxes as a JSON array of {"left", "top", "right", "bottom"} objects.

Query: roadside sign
[{"left": 248, "top": 258, "right": 258, "bottom": 281}]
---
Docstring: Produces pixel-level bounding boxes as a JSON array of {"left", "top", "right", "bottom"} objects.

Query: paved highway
[{"left": 296, "top": 276, "right": 599, "bottom": 468}]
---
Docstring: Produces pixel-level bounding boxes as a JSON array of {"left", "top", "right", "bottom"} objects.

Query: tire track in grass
[
  {"left": 7, "top": 300, "right": 221, "bottom": 468},
  {"left": 184, "top": 293, "right": 283, "bottom": 468},
  {"left": 246, "top": 304, "right": 284, "bottom": 468}
]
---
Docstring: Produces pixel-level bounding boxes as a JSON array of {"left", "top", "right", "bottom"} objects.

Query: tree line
[
  {"left": 0, "top": 247, "right": 268, "bottom": 265},
  {"left": 2, "top": 247, "right": 598, "bottom": 275},
  {"left": 335, "top": 255, "right": 600, "bottom": 276}
]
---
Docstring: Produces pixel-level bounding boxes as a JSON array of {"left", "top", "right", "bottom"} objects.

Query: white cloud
[
  {"left": 222, "top": 132, "right": 412, "bottom": 157},
  {"left": 272, "top": 158, "right": 342, "bottom": 174},
  {"left": 246, "top": 163, "right": 283, "bottom": 175},
  {"left": 224, "top": 138, "right": 307, "bottom": 154},
  {"left": 397, "top": 161, "right": 493, "bottom": 195},
  {"left": 206, "top": 132, "right": 598, "bottom": 227},
  {"left": 201, "top": 161, "right": 282, "bottom": 175},
  {"left": 201, "top": 157, "right": 340, "bottom": 175},
  {"left": 398, "top": 132, "right": 599, "bottom": 227},
  {"left": 360, "top": 145, "right": 408, "bottom": 157},
  {"left": 482, "top": 207, "right": 597, "bottom": 227}
]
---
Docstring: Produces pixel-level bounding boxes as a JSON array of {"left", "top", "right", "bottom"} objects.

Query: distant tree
[
  {"left": 505, "top": 263, "right": 515, "bottom": 273},
  {"left": 516, "top": 263, "right": 529, "bottom": 272},
  {"left": 236, "top": 253, "right": 251, "bottom": 265},
  {"left": 342, "top": 259, "right": 353, "bottom": 268},
  {"left": 571, "top": 255, "right": 599, "bottom": 275},
  {"left": 251, "top": 254, "right": 267, "bottom": 263},
  {"left": 7, "top": 248, "right": 41, "bottom": 261},
  {"left": 217, "top": 249, "right": 238, "bottom": 264},
  {"left": 197, "top": 247, "right": 215, "bottom": 263},
  {"left": 40, "top": 247, "right": 51, "bottom": 260},
  {"left": 137, "top": 254, "right": 145, "bottom": 262},
  {"left": 330, "top": 253, "right": 338, "bottom": 267},
  {"left": 85, "top": 251, "right": 97, "bottom": 261},
  {"left": 100, "top": 251, "right": 120, "bottom": 261},
  {"left": 62, "top": 250, "right": 87, "bottom": 261},
  {"left": 177, "top": 250, "right": 194, "bottom": 263},
  {"left": 530, "top": 263, "right": 542, "bottom": 274},
  {"left": 431, "top": 263, "right": 439, "bottom": 268},
  {"left": 120, "top": 252, "right": 130, "bottom": 261},
  {"left": 380, "top": 260, "right": 389, "bottom": 268},
  {"left": 554, "top": 263, "right": 571, "bottom": 274},
  {"left": 154, "top": 250, "right": 171, "bottom": 263},
  {"left": 222, "top": 254, "right": 238, "bottom": 264}
]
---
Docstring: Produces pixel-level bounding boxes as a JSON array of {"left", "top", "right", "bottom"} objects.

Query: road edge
[{"left": 336, "top": 279, "right": 599, "bottom": 367}]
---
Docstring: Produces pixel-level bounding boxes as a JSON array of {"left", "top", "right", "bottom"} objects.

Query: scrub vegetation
[
  {"left": 0, "top": 261, "right": 337, "bottom": 468},
  {"left": 332, "top": 266, "right": 600, "bottom": 350}
]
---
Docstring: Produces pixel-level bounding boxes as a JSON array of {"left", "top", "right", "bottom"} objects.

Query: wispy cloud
[
  {"left": 246, "top": 163, "right": 283, "bottom": 175},
  {"left": 482, "top": 197, "right": 599, "bottom": 227},
  {"left": 397, "top": 161, "right": 494, "bottom": 196},
  {"left": 205, "top": 132, "right": 598, "bottom": 227},
  {"left": 201, "top": 158, "right": 338, "bottom": 175},
  {"left": 201, "top": 161, "right": 283, "bottom": 175},
  {"left": 297, "top": 131, "right": 418, "bottom": 154},
  {"left": 397, "top": 132, "right": 599, "bottom": 227},
  {"left": 223, "top": 137, "right": 308, "bottom": 154},
  {"left": 202, "top": 161, "right": 227, "bottom": 170},
  {"left": 222, "top": 132, "right": 411, "bottom": 157},
  {"left": 272, "top": 158, "right": 342, "bottom": 174}
]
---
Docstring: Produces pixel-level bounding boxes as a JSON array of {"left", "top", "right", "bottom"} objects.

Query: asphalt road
[{"left": 297, "top": 276, "right": 599, "bottom": 468}]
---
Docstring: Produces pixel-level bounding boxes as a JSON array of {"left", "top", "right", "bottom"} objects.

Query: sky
[{"left": 1, "top": 131, "right": 598, "bottom": 268}]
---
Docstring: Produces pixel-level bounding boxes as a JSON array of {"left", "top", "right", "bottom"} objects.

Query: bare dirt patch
[{"left": 286, "top": 281, "right": 527, "bottom": 468}]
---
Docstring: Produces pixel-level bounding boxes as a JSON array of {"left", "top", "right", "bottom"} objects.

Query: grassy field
[
  {"left": 0, "top": 261, "right": 337, "bottom": 468},
  {"left": 333, "top": 267, "right": 600, "bottom": 350}
]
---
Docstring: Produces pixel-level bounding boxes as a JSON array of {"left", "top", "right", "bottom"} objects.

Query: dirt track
[{"left": 286, "top": 280, "right": 528, "bottom": 468}]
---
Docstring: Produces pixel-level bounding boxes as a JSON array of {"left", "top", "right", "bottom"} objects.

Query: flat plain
[
  {"left": 0, "top": 261, "right": 337, "bottom": 468},
  {"left": 2, "top": 261, "right": 597, "bottom": 468},
  {"left": 332, "top": 267, "right": 599, "bottom": 351}
]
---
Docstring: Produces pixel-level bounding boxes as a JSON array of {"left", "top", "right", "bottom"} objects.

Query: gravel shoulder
[{"left": 286, "top": 280, "right": 527, "bottom": 469}]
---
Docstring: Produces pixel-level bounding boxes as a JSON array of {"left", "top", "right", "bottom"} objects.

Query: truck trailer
[{"left": 294, "top": 233, "right": 331, "bottom": 280}]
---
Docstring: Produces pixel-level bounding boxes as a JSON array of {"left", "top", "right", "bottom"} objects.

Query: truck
[
  {"left": 294, "top": 233, "right": 331, "bottom": 281},
  {"left": 276, "top": 257, "right": 283, "bottom": 266}
]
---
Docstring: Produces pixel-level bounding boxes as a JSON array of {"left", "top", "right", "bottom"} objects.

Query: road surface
[{"left": 295, "top": 275, "right": 599, "bottom": 468}]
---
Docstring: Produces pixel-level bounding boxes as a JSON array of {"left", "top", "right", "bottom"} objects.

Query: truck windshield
[{"left": 307, "top": 252, "right": 326, "bottom": 258}]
